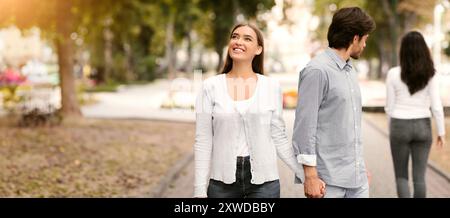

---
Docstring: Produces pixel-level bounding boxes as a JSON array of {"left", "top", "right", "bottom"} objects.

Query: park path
[
  {"left": 163, "top": 111, "right": 450, "bottom": 198},
  {"left": 81, "top": 79, "right": 195, "bottom": 122},
  {"left": 75, "top": 74, "right": 449, "bottom": 198}
]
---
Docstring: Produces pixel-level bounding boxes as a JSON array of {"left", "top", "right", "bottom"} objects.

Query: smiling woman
[
  {"left": 193, "top": 23, "right": 304, "bottom": 198},
  {"left": 221, "top": 24, "right": 265, "bottom": 76}
]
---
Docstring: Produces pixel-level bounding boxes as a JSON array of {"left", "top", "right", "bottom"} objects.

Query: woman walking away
[{"left": 385, "top": 31, "right": 446, "bottom": 198}]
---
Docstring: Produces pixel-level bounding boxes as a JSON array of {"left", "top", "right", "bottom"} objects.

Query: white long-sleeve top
[
  {"left": 194, "top": 74, "right": 304, "bottom": 198},
  {"left": 385, "top": 67, "right": 446, "bottom": 136}
]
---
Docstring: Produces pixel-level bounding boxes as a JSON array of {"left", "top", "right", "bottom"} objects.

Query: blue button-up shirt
[{"left": 292, "top": 48, "right": 367, "bottom": 188}]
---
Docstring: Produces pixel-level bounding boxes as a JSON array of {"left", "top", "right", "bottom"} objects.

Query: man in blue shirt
[{"left": 293, "top": 7, "right": 376, "bottom": 198}]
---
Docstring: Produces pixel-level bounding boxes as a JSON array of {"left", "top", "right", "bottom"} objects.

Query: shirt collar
[{"left": 325, "top": 48, "right": 353, "bottom": 71}]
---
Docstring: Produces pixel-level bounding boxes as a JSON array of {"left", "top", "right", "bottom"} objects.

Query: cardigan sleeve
[{"left": 193, "top": 81, "right": 214, "bottom": 197}]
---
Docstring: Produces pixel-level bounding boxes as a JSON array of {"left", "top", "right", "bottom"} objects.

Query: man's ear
[
  {"left": 353, "top": 35, "right": 360, "bottom": 44},
  {"left": 256, "top": 45, "right": 262, "bottom": 55}
]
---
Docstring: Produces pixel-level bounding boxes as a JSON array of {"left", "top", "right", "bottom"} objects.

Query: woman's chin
[{"left": 230, "top": 55, "right": 251, "bottom": 62}]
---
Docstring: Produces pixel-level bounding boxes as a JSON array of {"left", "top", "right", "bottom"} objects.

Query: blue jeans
[{"left": 207, "top": 156, "right": 280, "bottom": 198}]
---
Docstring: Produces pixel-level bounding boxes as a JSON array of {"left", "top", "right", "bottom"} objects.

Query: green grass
[{"left": 84, "top": 83, "right": 120, "bottom": 92}]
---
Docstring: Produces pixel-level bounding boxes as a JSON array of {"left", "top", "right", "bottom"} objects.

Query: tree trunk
[
  {"left": 377, "top": 46, "right": 384, "bottom": 79},
  {"left": 381, "top": 0, "right": 399, "bottom": 67},
  {"left": 216, "top": 48, "right": 224, "bottom": 73},
  {"left": 185, "top": 30, "right": 193, "bottom": 74},
  {"left": 103, "top": 18, "right": 114, "bottom": 84},
  {"left": 171, "top": 45, "right": 178, "bottom": 76},
  {"left": 197, "top": 46, "right": 205, "bottom": 72},
  {"left": 403, "top": 12, "right": 417, "bottom": 34},
  {"left": 367, "top": 58, "right": 374, "bottom": 80},
  {"left": 165, "top": 13, "right": 175, "bottom": 79},
  {"left": 378, "top": 32, "right": 392, "bottom": 79},
  {"left": 56, "top": 0, "right": 82, "bottom": 117},
  {"left": 123, "top": 42, "right": 135, "bottom": 82},
  {"left": 377, "top": 30, "right": 386, "bottom": 79}
]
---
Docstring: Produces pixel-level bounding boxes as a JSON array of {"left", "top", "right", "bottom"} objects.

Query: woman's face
[{"left": 228, "top": 26, "right": 262, "bottom": 62}]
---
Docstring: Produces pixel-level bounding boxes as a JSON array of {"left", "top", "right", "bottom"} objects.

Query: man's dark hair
[{"left": 327, "top": 7, "right": 376, "bottom": 49}]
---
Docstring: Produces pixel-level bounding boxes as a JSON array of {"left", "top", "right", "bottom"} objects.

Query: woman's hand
[
  {"left": 367, "top": 170, "right": 372, "bottom": 186},
  {"left": 303, "top": 166, "right": 326, "bottom": 198},
  {"left": 304, "top": 176, "right": 326, "bottom": 198},
  {"left": 436, "top": 136, "right": 445, "bottom": 149}
]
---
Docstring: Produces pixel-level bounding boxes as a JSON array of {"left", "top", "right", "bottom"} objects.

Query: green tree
[
  {"left": 78, "top": 0, "right": 167, "bottom": 83},
  {"left": 134, "top": 0, "right": 204, "bottom": 80},
  {"left": 0, "top": 0, "right": 171, "bottom": 116},
  {"left": 312, "top": 0, "right": 436, "bottom": 79},
  {"left": 446, "top": 31, "right": 450, "bottom": 57},
  {"left": 0, "top": 0, "right": 83, "bottom": 117},
  {"left": 199, "top": 0, "right": 276, "bottom": 72}
]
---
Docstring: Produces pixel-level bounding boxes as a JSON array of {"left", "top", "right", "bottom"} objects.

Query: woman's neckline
[{"left": 223, "top": 73, "right": 260, "bottom": 102}]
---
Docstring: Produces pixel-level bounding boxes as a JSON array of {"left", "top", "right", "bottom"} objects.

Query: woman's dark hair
[
  {"left": 327, "top": 7, "right": 375, "bottom": 49},
  {"left": 400, "top": 31, "right": 435, "bottom": 95},
  {"left": 221, "top": 23, "right": 264, "bottom": 75}
]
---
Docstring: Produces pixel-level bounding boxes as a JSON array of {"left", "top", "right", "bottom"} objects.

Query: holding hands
[{"left": 303, "top": 166, "right": 326, "bottom": 198}]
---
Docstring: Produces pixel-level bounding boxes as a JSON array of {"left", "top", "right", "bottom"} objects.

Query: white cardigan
[
  {"left": 194, "top": 74, "right": 304, "bottom": 197},
  {"left": 385, "top": 67, "right": 446, "bottom": 136}
]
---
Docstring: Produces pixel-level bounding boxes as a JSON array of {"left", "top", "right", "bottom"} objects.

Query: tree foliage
[
  {"left": 0, "top": 0, "right": 278, "bottom": 116},
  {"left": 312, "top": 0, "right": 437, "bottom": 79},
  {"left": 198, "top": 0, "right": 275, "bottom": 72}
]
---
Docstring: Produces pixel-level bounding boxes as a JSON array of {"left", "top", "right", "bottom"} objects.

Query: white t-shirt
[
  {"left": 233, "top": 99, "right": 252, "bottom": 156},
  {"left": 385, "top": 66, "right": 445, "bottom": 136}
]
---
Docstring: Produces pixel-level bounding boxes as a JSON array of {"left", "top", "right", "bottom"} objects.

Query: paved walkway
[
  {"left": 163, "top": 110, "right": 450, "bottom": 198},
  {"left": 2, "top": 74, "right": 448, "bottom": 197},
  {"left": 270, "top": 73, "right": 450, "bottom": 107},
  {"left": 81, "top": 79, "right": 195, "bottom": 122},
  {"left": 29, "top": 74, "right": 444, "bottom": 198},
  {"left": 363, "top": 116, "right": 450, "bottom": 197}
]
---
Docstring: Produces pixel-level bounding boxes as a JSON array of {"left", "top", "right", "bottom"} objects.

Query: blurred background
[{"left": 0, "top": 0, "right": 448, "bottom": 197}]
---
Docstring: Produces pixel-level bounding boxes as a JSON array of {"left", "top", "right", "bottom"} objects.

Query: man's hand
[
  {"left": 304, "top": 176, "right": 326, "bottom": 198},
  {"left": 303, "top": 165, "right": 326, "bottom": 198},
  {"left": 367, "top": 170, "right": 372, "bottom": 186}
]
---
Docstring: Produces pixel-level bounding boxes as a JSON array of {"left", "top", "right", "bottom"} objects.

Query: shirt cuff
[
  {"left": 194, "top": 185, "right": 207, "bottom": 198},
  {"left": 297, "top": 154, "right": 317, "bottom": 166}
]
